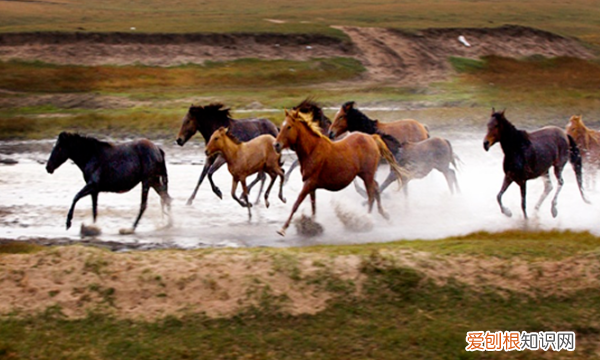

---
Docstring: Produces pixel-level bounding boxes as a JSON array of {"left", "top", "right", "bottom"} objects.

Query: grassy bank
[
  {"left": 2, "top": 55, "right": 600, "bottom": 140},
  {"left": 0, "top": 230, "right": 599, "bottom": 359}
]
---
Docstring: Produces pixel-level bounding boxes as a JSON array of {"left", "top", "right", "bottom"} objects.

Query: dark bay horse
[
  {"left": 46, "top": 132, "right": 171, "bottom": 233},
  {"left": 273, "top": 109, "right": 405, "bottom": 236},
  {"left": 176, "top": 103, "right": 279, "bottom": 205},
  {"left": 483, "top": 109, "right": 588, "bottom": 219},
  {"left": 284, "top": 98, "right": 332, "bottom": 183},
  {"left": 205, "top": 127, "right": 286, "bottom": 219},
  {"left": 328, "top": 101, "right": 429, "bottom": 142}
]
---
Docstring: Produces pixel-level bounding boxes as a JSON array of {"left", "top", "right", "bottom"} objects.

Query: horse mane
[
  {"left": 291, "top": 110, "right": 331, "bottom": 142},
  {"left": 60, "top": 132, "right": 112, "bottom": 149},
  {"left": 294, "top": 98, "right": 331, "bottom": 130},
  {"left": 193, "top": 103, "right": 232, "bottom": 127},
  {"left": 223, "top": 128, "right": 242, "bottom": 145},
  {"left": 343, "top": 101, "right": 378, "bottom": 134},
  {"left": 495, "top": 112, "right": 531, "bottom": 147}
]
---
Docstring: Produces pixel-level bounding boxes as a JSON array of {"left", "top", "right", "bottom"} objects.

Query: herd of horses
[{"left": 45, "top": 99, "right": 599, "bottom": 236}]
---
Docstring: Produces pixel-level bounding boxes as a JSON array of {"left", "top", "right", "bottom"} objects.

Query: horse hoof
[
  {"left": 186, "top": 199, "right": 194, "bottom": 206},
  {"left": 215, "top": 189, "right": 223, "bottom": 199},
  {"left": 502, "top": 208, "right": 512, "bottom": 217},
  {"left": 265, "top": 200, "right": 270, "bottom": 208},
  {"left": 119, "top": 228, "right": 135, "bottom": 235},
  {"left": 277, "top": 228, "right": 286, "bottom": 237},
  {"left": 551, "top": 207, "right": 558, "bottom": 218},
  {"left": 381, "top": 211, "right": 390, "bottom": 220}
]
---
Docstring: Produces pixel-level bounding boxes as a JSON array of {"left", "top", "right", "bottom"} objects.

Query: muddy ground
[{"left": 0, "top": 25, "right": 594, "bottom": 84}]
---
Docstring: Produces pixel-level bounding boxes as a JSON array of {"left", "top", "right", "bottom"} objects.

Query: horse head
[
  {"left": 275, "top": 109, "right": 311, "bottom": 154},
  {"left": 46, "top": 131, "right": 73, "bottom": 174},
  {"left": 176, "top": 104, "right": 202, "bottom": 146},
  {"left": 566, "top": 115, "right": 584, "bottom": 137},
  {"left": 205, "top": 126, "right": 229, "bottom": 158},
  {"left": 483, "top": 108, "right": 507, "bottom": 151},
  {"left": 329, "top": 101, "right": 355, "bottom": 139}
]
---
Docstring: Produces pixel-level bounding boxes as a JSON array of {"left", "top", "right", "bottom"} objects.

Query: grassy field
[
  {"left": 0, "top": 230, "right": 599, "bottom": 359},
  {"left": 2, "top": 0, "right": 600, "bottom": 48},
  {"left": 2, "top": 55, "right": 600, "bottom": 140}
]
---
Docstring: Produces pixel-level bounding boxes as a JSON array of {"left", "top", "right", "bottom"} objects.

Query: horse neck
[
  {"left": 217, "top": 136, "right": 242, "bottom": 164},
  {"left": 68, "top": 137, "right": 103, "bottom": 171},
  {"left": 499, "top": 121, "right": 529, "bottom": 155},
  {"left": 197, "top": 115, "right": 233, "bottom": 142},
  {"left": 293, "top": 125, "right": 324, "bottom": 165},
  {"left": 348, "top": 110, "right": 377, "bottom": 134}
]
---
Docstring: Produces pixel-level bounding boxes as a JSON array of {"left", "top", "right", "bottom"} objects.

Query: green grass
[
  {"left": 1, "top": 230, "right": 599, "bottom": 358},
  {"left": 2, "top": 0, "right": 600, "bottom": 49},
  {"left": 0, "top": 258, "right": 598, "bottom": 359}
]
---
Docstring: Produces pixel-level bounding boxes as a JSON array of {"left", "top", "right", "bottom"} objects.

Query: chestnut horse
[
  {"left": 284, "top": 98, "right": 332, "bottom": 184},
  {"left": 176, "top": 103, "right": 278, "bottom": 205},
  {"left": 46, "top": 132, "right": 171, "bottom": 233},
  {"left": 273, "top": 110, "right": 405, "bottom": 236},
  {"left": 328, "top": 101, "right": 429, "bottom": 142},
  {"left": 206, "top": 127, "right": 286, "bottom": 219},
  {"left": 566, "top": 115, "right": 600, "bottom": 187},
  {"left": 484, "top": 109, "right": 588, "bottom": 219}
]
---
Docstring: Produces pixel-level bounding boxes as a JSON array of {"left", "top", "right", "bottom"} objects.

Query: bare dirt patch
[
  {"left": 337, "top": 25, "right": 595, "bottom": 83},
  {"left": 0, "top": 245, "right": 598, "bottom": 320},
  {"left": 0, "top": 25, "right": 594, "bottom": 86}
]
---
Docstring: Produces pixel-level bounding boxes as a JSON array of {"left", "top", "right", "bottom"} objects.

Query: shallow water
[{"left": 1, "top": 130, "right": 599, "bottom": 250}]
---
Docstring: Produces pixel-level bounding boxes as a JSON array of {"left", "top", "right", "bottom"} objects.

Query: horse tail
[
  {"left": 567, "top": 135, "right": 590, "bottom": 204},
  {"left": 372, "top": 134, "right": 407, "bottom": 188},
  {"left": 158, "top": 148, "right": 171, "bottom": 202},
  {"left": 444, "top": 138, "right": 462, "bottom": 171}
]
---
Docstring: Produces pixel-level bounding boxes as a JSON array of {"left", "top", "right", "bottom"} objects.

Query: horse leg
[
  {"left": 207, "top": 155, "right": 226, "bottom": 200},
  {"left": 124, "top": 182, "right": 149, "bottom": 234},
  {"left": 278, "top": 183, "right": 311, "bottom": 236},
  {"left": 551, "top": 167, "right": 565, "bottom": 218},
  {"left": 353, "top": 179, "right": 368, "bottom": 198},
  {"left": 379, "top": 169, "right": 400, "bottom": 195},
  {"left": 241, "top": 180, "right": 252, "bottom": 220},
  {"left": 443, "top": 168, "right": 459, "bottom": 194},
  {"left": 518, "top": 181, "right": 528, "bottom": 219},
  {"left": 284, "top": 159, "right": 299, "bottom": 185},
  {"left": 91, "top": 192, "right": 98, "bottom": 223},
  {"left": 231, "top": 180, "right": 248, "bottom": 208},
  {"left": 277, "top": 168, "right": 287, "bottom": 204},
  {"left": 151, "top": 180, "right": 172, "bottom": 227},
  {"left": 66, "top": 183, "right": 96, "bottom": 230},
  {"left": 263, "top": 171, "right": 278, "bottom": 208},
  {"left": 187, "top": 155, "right": 217, "bottom": 205},
  {"left": 366, "top": 178, "right": 389, "bottom": 220},
  {"left": 248, "top": 172, "right": 266, "bottom": 205},
  {"left": 534, "top": 172, "right": 552, "bottom": 211},
  {"left": 497, "top": 176, "right": 513, "bottom": 217},
  {"left": 310, "top": 191, "right": 316, "bottom": 217}
]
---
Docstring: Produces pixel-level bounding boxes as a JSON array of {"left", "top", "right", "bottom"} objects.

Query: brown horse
[
  {"left": 328, "top": 101, "right": 429, "bottom": 142},
  {"left": 484, "top": 109, "right": 588, "bottom": 219},
  {"left": 566, "top": 115, "right": 600, "bottom": 187},
  {"left": 176, "top": 103, "right": 278, "bottom": 205},
  {"left": 206, "top": 127, "right": 286, "bottom": 219},
  {"left": 273, "top": 109, "right": 405, "bottom": 236}
]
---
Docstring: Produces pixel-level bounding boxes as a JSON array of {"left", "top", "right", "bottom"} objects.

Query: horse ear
[
  {"left": 501, "top": 108, "right": 506, "bottom": 115},
  {"left": 491, "top": 107, "right": 495, "bottom": 114},
  {"left": 343, "top": 101, "right": 355, "bottom": 111}
]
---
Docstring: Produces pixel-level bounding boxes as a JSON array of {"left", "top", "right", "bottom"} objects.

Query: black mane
[
  {"left": 493, "top": 112, "right": 531, "bottom": 151},
  {"left": 294, "top": 98, "right": 331, "bottom": 131},
  {"left": 343, "top": 101, "right": 378, "bottom": 134}
]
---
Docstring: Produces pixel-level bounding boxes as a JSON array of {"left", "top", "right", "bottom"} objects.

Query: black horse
[
  {"left": 176, "top": 103, "right": 278, "bottom": 205},
  {"left": 46, "top": 132, "right": 171, "bottom": 233},
  {"left": 483, "top": 109, "right": 589, "bottom": 218},
  {"left": 284, "top": 98, "right": 332, "bottom": 184}
]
